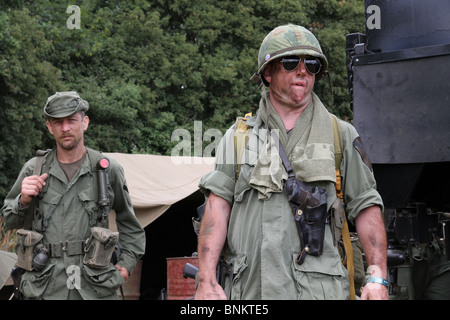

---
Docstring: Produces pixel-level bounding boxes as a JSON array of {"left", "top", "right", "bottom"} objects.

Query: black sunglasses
[{"left": 280, "top": 56, "right": 322, "bottom": 75}]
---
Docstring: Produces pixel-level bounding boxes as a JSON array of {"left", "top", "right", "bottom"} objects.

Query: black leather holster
[{"left": 285, "top": 176, "right": 328, "bottom": 264}]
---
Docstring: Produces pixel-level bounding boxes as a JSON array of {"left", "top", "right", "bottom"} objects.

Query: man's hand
[
  {"left": 20, "top": 173, "right": 48, "bottom": 207},
  {"left": 115, "top": 264, "right": 129, "bottom": 281},
  {"left": 194, "top": 277, "right": 227, "bottom": 300},
  {"left": 361, "top": 265, "right": 389, "bottom": 300},
  {"left": 361, "top": 282, "right": 389, "bottom": 300}
]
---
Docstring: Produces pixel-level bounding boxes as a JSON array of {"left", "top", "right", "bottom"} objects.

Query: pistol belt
[{"left": 47, "top": 240, "right": 86, "bottom": 257}]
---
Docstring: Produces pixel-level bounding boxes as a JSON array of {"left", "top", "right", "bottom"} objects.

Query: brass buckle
[{"left": 60, "top": 241, "right": 67, "bottom": 253}]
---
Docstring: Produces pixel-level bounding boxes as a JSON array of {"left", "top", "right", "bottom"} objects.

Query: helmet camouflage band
[{"left": 254, "top": 24, "right": 328, "bottom": 82}]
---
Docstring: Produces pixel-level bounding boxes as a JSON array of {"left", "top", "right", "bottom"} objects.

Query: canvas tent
[
  {"left": 104, "top": 153, "right": 215, "bottom": 230},
  {"left": 0, "top": 251, "right": 17, "bottom": 290}
]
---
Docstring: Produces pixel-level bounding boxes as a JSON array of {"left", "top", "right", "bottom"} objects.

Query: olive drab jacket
[
  {"left": 199, "top": 103, "right": 383, "bottom": 300},
  {"left": 1, "top": 148, "right": 145, "bottom": 299}
]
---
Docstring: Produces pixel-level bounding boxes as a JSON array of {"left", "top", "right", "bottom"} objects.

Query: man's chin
[{"left": 58, "top": 141, "right": 76, "bottom": 150}]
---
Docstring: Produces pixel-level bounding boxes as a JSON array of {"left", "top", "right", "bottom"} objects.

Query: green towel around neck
[{"left": 250, "top": 91, "right": 335, "bottom": 200}]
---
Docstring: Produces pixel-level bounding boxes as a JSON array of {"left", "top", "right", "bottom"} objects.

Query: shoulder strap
[
  {"left": 32, "top": 149, "right": 52, "bottom": 176},
  {"left": 86, "top": 148, "right": 106, "bottom": 172},
  {"left": 331, "top": 114, "right": 343, "bottom": 170},
  {"left": 233, "top": 113, "right": 252, "bottom": 180},
  {"left": 331, "top": 114, "right": 344, "bottom": 200},
  {"left": 330, "top": 115, "right": 356, "bottom": 300},
  {"left": 24, "top": 149, "right": 52, "bottom": 230}
]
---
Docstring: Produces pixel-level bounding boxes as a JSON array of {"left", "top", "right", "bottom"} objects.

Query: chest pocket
[
  {"left": 33, "top": 188, "right": 63, "bottom": 233},
  {"left": 78, "top": 188, "right": 102, "bottom": 227}
]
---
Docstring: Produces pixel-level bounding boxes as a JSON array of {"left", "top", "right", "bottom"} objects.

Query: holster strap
[{"left": 48, "top": 240, "right": 86, "bottom": 257}]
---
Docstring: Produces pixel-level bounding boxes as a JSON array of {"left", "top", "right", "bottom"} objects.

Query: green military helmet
[
  {"left": 253, "top": 24, "right": 328, "bottom": 84},
  {"left": 43, "top": 91, "right": 89, "bottom": 119}
]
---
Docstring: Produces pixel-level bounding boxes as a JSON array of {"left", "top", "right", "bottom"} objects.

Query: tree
[
  {"left": 0, "top": 0, "right": 366, "bottom": 206},
  {"left": 0, "top": 8, "right": 63, "bottom": 200}
]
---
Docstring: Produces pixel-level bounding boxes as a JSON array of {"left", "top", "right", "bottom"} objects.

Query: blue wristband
[{"left": 366, "top": 276, "right": 389, "bottom": 287}]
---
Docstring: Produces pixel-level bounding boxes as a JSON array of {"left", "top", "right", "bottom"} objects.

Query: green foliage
[
  {"left": 0, "top": 0, "right": 365, "bottom": 205},
  {"left": 312, "top": 0, "right": 366, "bottom": 119},
  {"left": 0, "top": 8, "right": 63, "bottom": 199}
]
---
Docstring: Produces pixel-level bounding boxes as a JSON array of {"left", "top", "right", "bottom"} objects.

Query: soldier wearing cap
[
  {"left": 195, "top": 25, "right": 388, "bottom": 300},
  {"left": 1, "top": 91, "right": 145, "bottom": 299}
]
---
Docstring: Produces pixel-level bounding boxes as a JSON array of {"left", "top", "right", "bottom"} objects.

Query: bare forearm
[
  {"left": 355, "top": 205, "right": 389, "bottom": 299},
  {"left": 355, "top": 205, "right": 387, "bottom": 277},
  {"left": 195, "top": 193, "right": 231, "bottom": 299}
]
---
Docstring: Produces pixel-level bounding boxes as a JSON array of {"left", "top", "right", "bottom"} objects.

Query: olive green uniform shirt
[
  {"left": 199, "top": 111, "right": 383, "bottom": 300},
  {"left": 2, "top": 148, "right": 145, "bottom": 299}
]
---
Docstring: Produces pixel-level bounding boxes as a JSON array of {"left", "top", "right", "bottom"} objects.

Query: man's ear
[
  {"left": 262, "top": 64, "right": 272, "bottom": 86},
  {"left": 82, "top": 116, "right": 89, "bottom": 132},
  {"left": 46, "top": 120, "right": 54, "bottom": 135}
]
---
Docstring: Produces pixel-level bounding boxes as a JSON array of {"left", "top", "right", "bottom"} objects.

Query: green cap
[
  {"left": 43, "top": 91, "right": 89, "bottom": 118},
  {"left": 251, "top": 24, "right": 328, "bottom": 84}
]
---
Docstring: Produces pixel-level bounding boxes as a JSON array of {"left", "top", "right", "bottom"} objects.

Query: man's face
[
  {"left": 263, "top": 56, "right": 316, "bottom": 110},
  {"left": 46, "top": 112, "right": 89, "bottom": 151}
]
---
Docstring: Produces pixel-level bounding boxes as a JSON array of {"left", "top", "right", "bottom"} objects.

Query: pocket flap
[
  {"left": 78, "top": 188, "right": 96, "bottom": 202},
  {"left": 332, "top": 198, "right": 345, "bottom": 229},
  {"left": 90, "top": 227, "right": 119, "bottom": 245},
  {"left": 330, "top": 198, "right": 345, "bottom": 246},
  {"left": 292, "top": 253, "right": 345, "bottom": 277},
  {"left": 42, "top": 191, "right": 62, "bottom": 205},
  {"left": 17, "top": 229, "right": 43, "bottom": 247}
]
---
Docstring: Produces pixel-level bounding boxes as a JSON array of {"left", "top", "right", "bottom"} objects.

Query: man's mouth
[{"left": 293, "top": 81, "right": 306, "bottom": 87}]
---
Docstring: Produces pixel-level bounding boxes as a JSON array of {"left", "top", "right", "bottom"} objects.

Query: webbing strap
[
  {"left": 331, "top": 115, "right": 356, "bottom": 300},
  {"left": 234, "top": 113, "right": 252, "bottom": 180},
  {"left": 341, "top": 215, "right": 355, "bottom": 299},
  {"left": 331, "top": 114, "right": 343, "bottom": 170},
  {"left": 23, "top": 150, "right": 51, "bottom": 230}
]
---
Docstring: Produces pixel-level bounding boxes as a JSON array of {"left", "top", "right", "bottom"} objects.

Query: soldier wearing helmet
[{"left": 195, "top": 25, "right": 388, "bottom": 300}]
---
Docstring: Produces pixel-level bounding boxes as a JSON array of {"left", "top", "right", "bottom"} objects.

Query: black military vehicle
[{"left": 346, "top": 0, "right": 450, "bottom": 299}]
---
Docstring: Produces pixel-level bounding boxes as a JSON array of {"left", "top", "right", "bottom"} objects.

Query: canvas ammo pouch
[
  {"left": 285, "top": 176, "right": 328, "bottom": 265},
  {"left": 330, "top": 198, "right": 345, "bottom": 246},
  {"left": 83, "top": 227, "right": 118, "bottom": 269},
  {"left": 16, "top": 229, "right": 44, "bottom": 271}
]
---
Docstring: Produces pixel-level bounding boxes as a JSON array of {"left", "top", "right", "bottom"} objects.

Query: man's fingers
[
  {"left": 21, "top": 175, "right": 48, "bottom": 203},
  {"left": 34, "top": 173, "right": 48, "bottom": 187},
  {"left": 27, "top": 174, "right": 47, "bottom": 188},
  {"left": 23, "top": 184, "right": 40, "bottom": 195}
]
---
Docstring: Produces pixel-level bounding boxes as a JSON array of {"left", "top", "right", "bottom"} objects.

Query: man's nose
[
  {"left": 296, "top": 60, "right": 307, "bottom": 75},
  {"left": 61, "top": 119, "right": 71, "bottom": 131}
]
